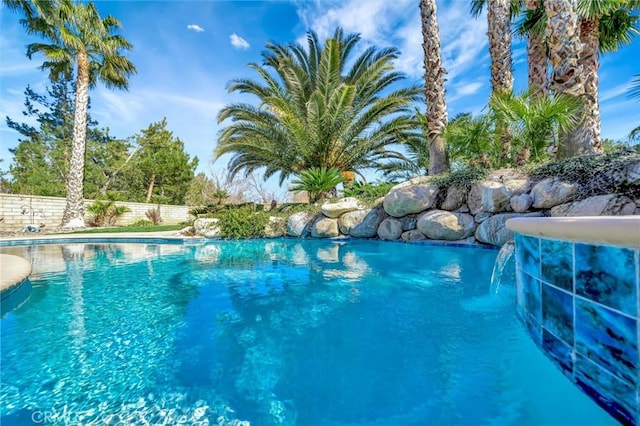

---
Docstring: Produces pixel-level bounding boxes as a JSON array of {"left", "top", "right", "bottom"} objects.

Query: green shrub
[
  {"left": 430, "top": 167, "right": 488, "bottom": 192},
  {"left": 290, "top": 167, "right": 345, "bottom": 203},
  {"left": 529, "top": 151, "right": 640, "bottom": 198},
  {"left": 214, "top": 207, "right": 270, "bottom": 239},
  {"left": 86, "top": 192, "right": 131, "bottom": 226},
  {"left": 343, "top": 181, "right": 394, "bottom": 199},
  {"left": 145, "top": 207, "right": 162, "bottom": 225},
  {"left": 130, "top": 219, "right": 154, "bottom": 227}
]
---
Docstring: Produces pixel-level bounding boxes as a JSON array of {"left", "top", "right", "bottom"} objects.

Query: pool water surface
[{"left": 0, "top": 239, "right": 616, "bottom": 425}]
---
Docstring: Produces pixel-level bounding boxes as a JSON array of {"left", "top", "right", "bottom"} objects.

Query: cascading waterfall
[{"left": 490, "top": 241, "right": 515, "bottom": 294}]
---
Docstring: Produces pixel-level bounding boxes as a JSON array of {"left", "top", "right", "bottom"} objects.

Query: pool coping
[
  {"left": 0, "top": 254, "right": 32, "bottom": 295},
  {"left": 505, "top": 216, "right": 640, "bottom": 248}
]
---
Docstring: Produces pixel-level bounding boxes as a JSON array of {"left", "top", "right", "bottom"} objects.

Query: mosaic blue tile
[
  {"left": 515, "top": 234, "right": 540, "bottom": 279},
  {"left": 574, "top": 354, "right": 637, "bottom": 425},
  {"left": 520, "top": 312, "right": 542, "bottom": 347},
  {"left": 542, "top": 329, "right": 573, "bottom": 376},
  {"left": 540, "top": 238, "right": 573, "bottom": 291},
  {"left": 542, "top": 283, "right": 574, "bottom": 345},
  {"left": 516, "top": 268, "right": 526, "bottom": 312},
  {"left": 575, "top": 243, "right": 636, "bottom": 316},
  {"left": 575, "top": 298, "right": 638, "bottom": 387},
  {"left": 519, "top": 270, "right": 542, "bottom": 324}
]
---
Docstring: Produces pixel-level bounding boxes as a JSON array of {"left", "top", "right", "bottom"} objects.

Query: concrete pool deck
[{"left": 0, "top": 254, "right": 32, "bottom": 293}]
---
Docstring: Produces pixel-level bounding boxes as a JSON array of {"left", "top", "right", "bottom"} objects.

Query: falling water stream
[{"left": 490, "top": 241, "right": 515, "bottom": 294}]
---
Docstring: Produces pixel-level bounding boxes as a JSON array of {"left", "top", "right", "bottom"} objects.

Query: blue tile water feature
[{"left": 514, "top": 234, "right": 640, "bottom": 425}]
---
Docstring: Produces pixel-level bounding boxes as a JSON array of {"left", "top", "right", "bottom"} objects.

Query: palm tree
[
  {"left": 544, "top": 0, "right": 587, "bottom": 158},
  {"left": 518, "top": 0, "right": 547, "bottom": 96},
  {"left": 445, "top": 113, "right": 497, "bottom": 168},
  {"left": 3, "top": 0, "right": 55, "bottom": 20},
  {"left": 420, "top": 0, "right": 449, "bottom": 175},
  {"left": 490, "top": 89, "right": 583, "bottom": 163},
  {"left": 630, "top": 73, "right": 640, "bottom": 100},
  {"left": 576, "top": 3, "right": 639, "bottom": 154},
  {"left": 376, "top": 108, "right": 430, "bottom": 181},
  {"left": 290, "top": 167, "right": 345, "bottom": 203},
  {"left": 19, "top": 0, "right": 136, "bottom": 228},
  {"left": 471, "top": 0, "right": 516, "bottom": 165},
  {"left": 535, "top": 1, "right": 638, "bottom": 157},
  {"left": 216, "top": 28, "right": 421, "bottom": 185}
]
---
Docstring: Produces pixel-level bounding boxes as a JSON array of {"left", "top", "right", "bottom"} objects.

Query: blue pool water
[{"left": 0, "top": 239, "right": 616, "bottom": 425}]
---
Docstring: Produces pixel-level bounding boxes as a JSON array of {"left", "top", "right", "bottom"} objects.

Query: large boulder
[
  {"left": 399, "top": 214, "right": 417, "bottom": 231},
  {"left": 530, "top": 178, "right": 578, "bottom": 208},
  {"left": 503, "top": 178, "right": 531, "bottom": 196},
  {"left": 321, "top": 197, "right": 362, "bottom": 218},
  {"left": 510, "top": 193, "right": 533, "bottom": 213},
  {"left": 626, "top": 160, "right": 640, "bottom": 185},
  {"left": 383, "top": 184, "right": 440, "bottom": 217},
  {"left": 467, "top": 181, "right": 511, "bottom": 214},
  {"left": 311, "top": 217, "right": 340, "bottom": 238},
  {"left": 390, "top": 175, "right": 434, "bottom": 190},
  {"left": 339, "top": 208, "right": 387, "bottom": 238},
  {"left": 286, "top": 212, "right": 316, "bottom": 237},
  {"left": 264, "top": 216, "right": 286, "bottom": 237},
  {"left": 401, "top": 230, "right": 427, "bottom": 241},
  {"left": 416, "top": 210, "right": 476, "bottom": 241},
  {"left": 194, "top": 218, "right": 221, "bottom": 238},
  {"left": 475, "top": 212, "right": 543, "bottom": 246},
  {"left": 550, "top": 194, "right": 637, "bottom": 217},
  {"left": 377, "top": 218, "right": 403, "bottom": 240},
  {"left": 440, "top": 186, "right": 467, "bottom": 211}
]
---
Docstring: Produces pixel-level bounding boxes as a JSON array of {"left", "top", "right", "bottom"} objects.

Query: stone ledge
[
  {"left": 0, "top": 254, "right": 32, "bottom": 293},
  {"left": 506, "top": 216, "right": 640, "bottom": 248}
]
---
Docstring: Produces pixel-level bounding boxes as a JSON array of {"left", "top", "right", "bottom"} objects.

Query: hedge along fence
[{"left": 0, "top": 193, "right": 192, "bottom": 231}]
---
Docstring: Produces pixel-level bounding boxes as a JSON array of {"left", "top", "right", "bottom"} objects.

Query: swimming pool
[{"left": 0, "top": 239, "right": 616, "bottom": 425}]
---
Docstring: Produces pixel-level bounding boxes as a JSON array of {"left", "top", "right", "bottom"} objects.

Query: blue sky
[{"left": 1, "top": 0, "right": 639, "bottom": 197}]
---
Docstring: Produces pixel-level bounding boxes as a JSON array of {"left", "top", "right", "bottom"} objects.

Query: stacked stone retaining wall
[{"left": 280, "top": 161, "right": 640, "bottom": 247}]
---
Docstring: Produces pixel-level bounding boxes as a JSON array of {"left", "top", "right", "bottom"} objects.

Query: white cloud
[
  {"left": 187, "top": 24, "right": 205, "bottom": 33},
  {"left": 600, "top": 80, "right": 633, "bottom": 103},
  {"left": 230, "top": 33, "right": 250, "bottom": 50},
  {"left": 293, "top": 0, "right": 489, "bottom": 83}
]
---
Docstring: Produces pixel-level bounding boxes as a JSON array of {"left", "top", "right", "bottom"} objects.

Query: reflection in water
[
  {"left": 62, "top": 245, "right": 88, "bottom": 378},
  {"left": 0, "top": 240, "right": 614, "bottom": 426}
]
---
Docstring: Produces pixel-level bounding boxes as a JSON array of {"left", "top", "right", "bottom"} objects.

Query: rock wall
[
  {"left": 0, "top": 193, "right": 191, "bottom": 231},
  {"left": 284, "top": 163, "right": 640, "bottom": 247}
]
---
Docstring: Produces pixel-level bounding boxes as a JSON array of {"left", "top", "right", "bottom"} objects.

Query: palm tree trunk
[
  {"left": 420, "top": 0, "right": 449, "bottom": 175},
  {"left": 145, "top": 172, "right": 156, "bottom": 203},
  {"left": 525, "top": 0, "right": 548, "bottom": 96},
  {"left": 488, "top": 0, "right": 514, "bottom": 165},
  {"left": 578, "top": 16, "right": 602, "bottom": 152},
  {"left": 61, "top": 50, "right": 89, "bottom": 228},
  {"left": 544, "top": 0, "right": 592, "bottom": 158}
]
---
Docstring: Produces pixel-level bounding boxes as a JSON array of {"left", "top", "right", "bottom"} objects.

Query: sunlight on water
[{"left": 0, "top": 240, "right": 615, "bottom": 425}]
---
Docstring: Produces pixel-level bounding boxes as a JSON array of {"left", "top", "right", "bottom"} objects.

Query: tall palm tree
[
  {"left": 216, "top": 28, "right": 421, "bottom": 184},
  {"left": 534, "top": 1, "right": 638, "bottom": 157},
  {"left": 3, "top": 0, "right": 55, "bottom": 20},
  {"left": 576, "top": 3, "right": 639, "bottom": 154},
  {"left": 471, "top": 0, "right": 516, "bottom": 164},
  {"left": 519, "top": 0, "right": 547, "bottom": 96},
  {"left": 420, "top": 0, "right": 449, "bottom": 175},
  {"left": 19, "top": 0, "right": 136, "bottom": 228},
  {"left": 544, "top": 0, "right": 587, "bottom": 158}
]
